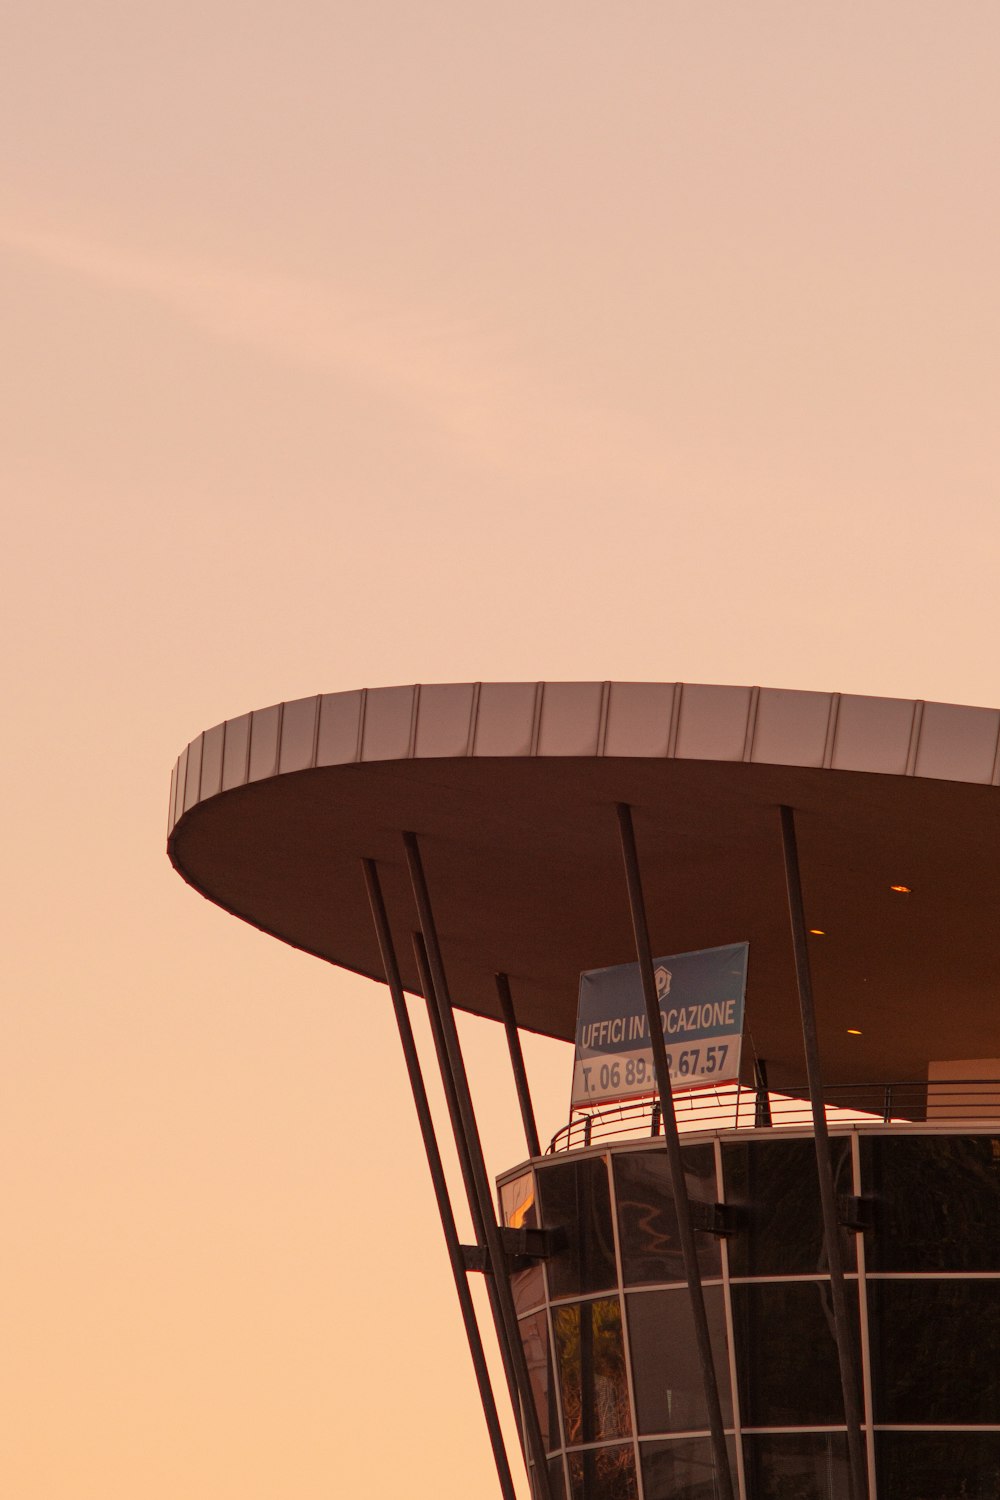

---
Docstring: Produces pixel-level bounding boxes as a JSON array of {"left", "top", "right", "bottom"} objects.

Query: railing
[{"left": 546, "top": 1078, "right": 1000, "bottom": 1153}]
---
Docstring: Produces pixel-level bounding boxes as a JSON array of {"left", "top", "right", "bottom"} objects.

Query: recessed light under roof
[
  {"left": 890, "top": 884, "right": 912, "bottom": 894},
  {"left": 847, "top": 1028, "right": 862, "bottom": 1035}
]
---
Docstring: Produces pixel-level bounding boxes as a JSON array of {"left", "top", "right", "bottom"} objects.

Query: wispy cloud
[
  {"left": 0, "top": 222, "right": 501, "bottom": 436},
  {"left": 0, "top": 220, "right": 663, "bottom": 484}
]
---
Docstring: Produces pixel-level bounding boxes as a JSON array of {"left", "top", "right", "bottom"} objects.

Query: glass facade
[{"left": 503, "top": 1128, "right": 1000, "bottom": 1499}]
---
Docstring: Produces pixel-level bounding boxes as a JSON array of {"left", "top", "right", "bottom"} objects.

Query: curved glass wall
[{"left": 501, "top": 1128, "right": 1000, "bottom": 1500}]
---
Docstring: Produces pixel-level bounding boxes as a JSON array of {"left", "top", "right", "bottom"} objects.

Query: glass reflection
[
  {"left": 501, "top": 1171, "right": 538, "bottom": 1231},
  {"left": 743, "top": 1433, "right": 850, "bottom": 1500},
  {"left": 567, "top": 1445, "right": 638, "bottom": 1500},
  {"left": 731, "top": 1280, "right": 860, "bottom": 1428},
  {"left": 614, "top": 1145, "right": 720, "bottom": 1285},
  {"left": 875, "top": 1431, "right": 1000, "bottom": 1500},
  {"left": 505, "top": 1172, "right": 544, "bottom": 1313},
  {"left": 869, "top": 1278, "right": 1000, "bottom": 1424},
  {"left": 538, "top": 1157, "right": 617, "bottom": 1298},
  {"left": 861, "top": 1135, "right": 1000, "bottom": 1272},
  {"left": 627, "top": 1287, "right": 732, "bottom": 1434},
  {"left": 519, "top": 1311, "right": 559, "bottom": 1451},
  {"left": 724, "top": 1137, "right": 855, "bottom": 1276},
  {"left": 554, "top": 1298, "right": 632, "bottom": 1445},
  {"left": 641, "top": 1437, "right": 738, "bottom": 1500}
]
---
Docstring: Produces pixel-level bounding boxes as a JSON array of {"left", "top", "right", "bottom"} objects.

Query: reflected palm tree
[{"left": 554, "top": 1298, "right": 632, "bottom": 1445}]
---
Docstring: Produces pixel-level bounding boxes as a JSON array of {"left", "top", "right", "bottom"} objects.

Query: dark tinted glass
[
  {"left": 743, "top": 1433, "right": 850, "bottom": 1500},
  {"left": 548, "top": 1458, "right": 568, "bottom": 1500},
  {"left": 627, "top": 1287, "right": 732, "bottom": 1434},
  {"left": 520, "top": 1311, "right": 559, "bottom": 1451},
  {"left": 641, "top": 1437, "right": 737, "bottom": 1500},
  {"left": 724, "top": 1137, "right": 855, "bottom": 1275},
  {"left": 875, "top": 1431, "right": 1000, "bottom": 1500},
  {"left": 614, "top": 1145, "right": 720, "bottom": 1285},
  {"left": 553, "top": 1298, "right": 632, "bottom": 1445},
  {"left": 731, "top": 1280, "right": 860, "bottom": 1427},
  {"left": 538, "top": 1156, "right": 618, "bottom": 1297},
  {"left": 861, "top": 1134, "right": 1000, "bottom": 1271},
  {"left": 513, "top": 1262, "right": 546, "bottom": 1315},
  {"left": 869, "top": 1278, "right": 1000, "bottom": 1424},
  {"left": 567, "top": 1445, "right": 638, "bottom": 1500}
]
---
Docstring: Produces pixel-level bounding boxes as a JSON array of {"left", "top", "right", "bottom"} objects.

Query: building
[{"left": 167, "top": 680, "right": 1000, "bottom": 1500}]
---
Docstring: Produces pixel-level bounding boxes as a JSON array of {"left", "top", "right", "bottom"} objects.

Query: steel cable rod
[
  {"left": 403, "top": 831, "right": 554, "bottom": 1500},
  {"left": 362, "top": 859, "right": 517, "bottom": 1500},
  {"left": 411, "top": 931, "right": 523, "bottom": 1436},
  {"left": 779, "top": 804, "right": 870, "bottom": 1500},
  {"left": 616, "top": 802, "right": 736, "bottom": 1500},
  {"left": 496, "top": 971, "right": 541, "bottom": 1161}
]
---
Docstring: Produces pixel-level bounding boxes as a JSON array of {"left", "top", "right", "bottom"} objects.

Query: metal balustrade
[{"left": 547, "top": 1079, "right": 1000, "bottom": 1152}]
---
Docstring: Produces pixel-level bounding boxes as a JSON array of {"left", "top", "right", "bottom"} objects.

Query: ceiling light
[
  {"left": 847, "top": 1028, "right": 862, "bottom": 1035},
  {"left": 809, "top": 928, "right": 826, "bottom": 936},
  {"left": 890, "top": 884, "right": 912, "bottom": 894}
]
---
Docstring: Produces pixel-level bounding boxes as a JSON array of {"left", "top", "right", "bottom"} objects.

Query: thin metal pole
[
  {"left": 496, "top": 972, "right": 542, "bottom": 1160},
  {"left": 779, "top": 805, "right": 869, "bottom": 1500},
  {"left": 362, "top": 860, "right": 517, "bottom": 1500},
  {"left": 403, "top": 831, "right": 554, "bottom": 1500},
  {"left": 616, "top": 803, "right": 735, "bottom": 1500},
  {"left": 411, "top": 932, "right": 523, "bottom": 1436},
  {"left": 754, "top": 1057, "right": 773, "bottom": 1128},
  {"left": 413, "top": 935, "right": 493, "bottom": 1250}
]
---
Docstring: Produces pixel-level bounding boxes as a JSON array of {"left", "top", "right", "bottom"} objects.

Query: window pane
[
  {"left": 504, "top": 1171, "right": 545, "bottom": 1312},
  {"left": 641, "top": 1437, "right": 738, "bottom": 1500},
  {"left": 567, "top": 1445, "right": 638, "bottom": 1500},
  {"left": 724, "top": 1137, "right": 855, "bottom": 1276},
  {"left": 513, "top": 1262, "right": 546, "bottom": 1315},
  {"left": 501, "top": 1171, "right": 538, "bottom": 1230},
  {"left": 869, "top": 1278, "right": 1000, "bottom": 1424},
  {"left": 743, "top": 1433, "right": 850, "bottom": 1500},
  {"left": 614, "top": 1145, "right": 720, "bottom": 1286},
  {"left": 538, "top": 1157, "right": 618, "bottom": 1297},
  {"left": 861, "top": 1134, "right": 1000, "bottom": 1272},
  {"left": 627, "top": 1287, "right": 732, "bottom": 1434},
  {"left": 875, "top": 1432, "right": 1000, "bottom": 1500},
  {"left": 554, "top": 1298, "right": 632, "bottom": 1445},
  {"left": 731, "top": 1280, "right": 860, "bottom": 1428},
  {"left": 519, "top": 1312, "right": 559, "bottom": 1453},
  {"left": 547, "top": 1458, "right": 568, "bottom": 1500}
]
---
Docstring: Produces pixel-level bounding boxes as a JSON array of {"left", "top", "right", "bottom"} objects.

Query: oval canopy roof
[{"left": 168, "top": 681, "right": 1000, "bottom": 1093}]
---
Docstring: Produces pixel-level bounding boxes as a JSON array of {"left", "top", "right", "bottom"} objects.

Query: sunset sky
[{"left": 4, "top": 5, "right": 1000, "bottom": 1497}]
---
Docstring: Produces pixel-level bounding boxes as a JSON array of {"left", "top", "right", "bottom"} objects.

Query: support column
[
  {"left": 362, "top": 859, "right": 517, "bottom": 1500},
  {"left": 403, "top": 831, "right": 554, "bottom": 1500},
  {"left": 779, "top": 805, "right": 869, "bottom": 1500},
  {"left": 616, "top": 803, "right": 735, "bottom": 1500},
  {"left": 496, "top": 972, "right": 541, "bottom": 1160}
]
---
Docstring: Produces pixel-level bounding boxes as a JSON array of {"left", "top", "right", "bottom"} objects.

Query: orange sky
[{"left": 4, "top": 6, "right": 1000, "bottom": 1497}]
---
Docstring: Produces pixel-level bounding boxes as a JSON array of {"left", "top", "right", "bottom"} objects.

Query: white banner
[{"left": 571, "top": 943, "right": 748, "bottom": 1109}]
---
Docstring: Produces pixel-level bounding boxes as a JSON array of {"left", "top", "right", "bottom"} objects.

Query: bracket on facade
[
  {"left": 461, "top": 1227, "right": 566, "bottom": 1274},
  {"left": 689, "top": 1201, "right": 744, "bottom": 1238},
  {"left": 837, "top": 1194, "right": 876, "bottom": 1232}
]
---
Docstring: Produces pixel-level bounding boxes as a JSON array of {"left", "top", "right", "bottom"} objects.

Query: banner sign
[{"left": 571, "top": 943, "right": 748, "bottom": 1109}]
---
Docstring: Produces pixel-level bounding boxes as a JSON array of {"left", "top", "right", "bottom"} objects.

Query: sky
[{"left": 3, "top": 4, "right": 1000, "bottom": 1497}]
